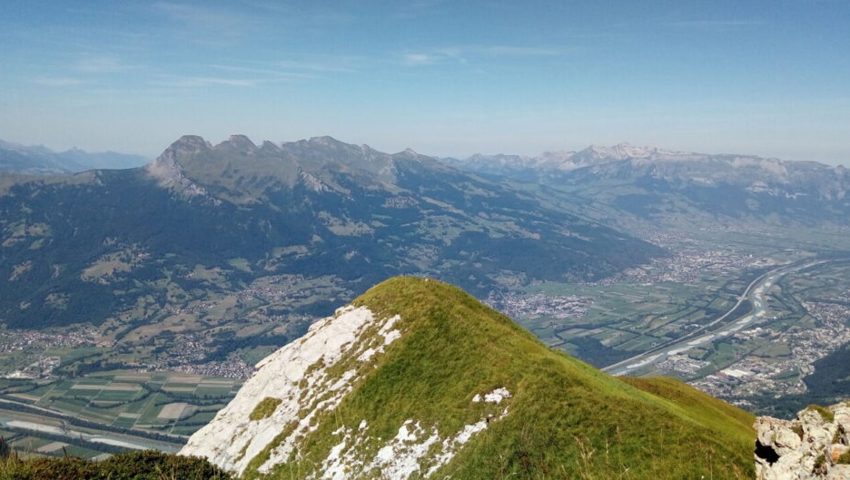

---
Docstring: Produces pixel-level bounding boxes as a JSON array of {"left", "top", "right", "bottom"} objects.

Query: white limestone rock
[
  {"left": 180, "top": 300, "right": 515, "bottom": 479},
  {"left": 755, "top": 402, "right": 850, "bottom": 480},
  {"left": 179, "top": 306, "right": 401, "bottom": 475},
  {"left": 312, "top": 387, "right": 512, "bottom": 480}
]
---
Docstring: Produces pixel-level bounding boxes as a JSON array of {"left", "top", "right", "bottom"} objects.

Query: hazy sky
[{"left": 1, "top": 0, "right": 849, "bottom": 163}]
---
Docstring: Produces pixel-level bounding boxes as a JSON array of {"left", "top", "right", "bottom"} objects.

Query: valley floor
[
  {"left": 2, "top": 229, "right": 850, "bottom": 458},
  {"left": 494, "top": 228, "right": 850, "bottom": 417}
]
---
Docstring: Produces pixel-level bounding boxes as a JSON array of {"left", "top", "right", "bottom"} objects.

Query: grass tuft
[
  {"left": 249, "top": 397, "right": 282, "bottom": 421},
  {"left": 806, "top": 404, "right": 835, "bottom": 423}
]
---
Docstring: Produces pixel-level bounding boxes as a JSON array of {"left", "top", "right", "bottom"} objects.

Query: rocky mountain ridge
[
  {"left": 449, "top": 144, "right": 850, "bottom": 226},
  {"left": 453, "top": 143, "right": 848, "bottom": 190},
  {"left": 146, "top": 134, "right": 436, "bottom": 204},
  {"left": 0, "top": 134, "right": 661, "bottom": 386}
]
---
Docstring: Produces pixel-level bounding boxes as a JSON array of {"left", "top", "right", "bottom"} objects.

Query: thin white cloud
[
  {"left": 152, "top": 2, "right": 248, "bottom": 44},
  {"left": 402, "top": 44, "right": 567, "bottom": 66},
  {"left": 74, "top": 56, "right": 139, "bottom": 74},
  {"left": 33, "top": 77, "right": 84, "bottom": 87},
  {"left": 151, "top": 64, "right": 319, "bottom": 88},
  {"left": 484, "top": 46, "right": 561, "bottom": 56},
  {"left": 208, "top": 64, "right": 315, "bottom": 80},
  {"left": 664, "top": 19, "right": 765, "bottom": 29},
  {"left": 402, "top": 53, "right": 441, "bottom": 66},
  {"left": 210, "top": 56, "right": 363, "bottom": 75},
  {"left": 394, "top": 0, "right": 449, "bottom": 19},
  {"left": 153, "top": 75, "right": 259, "bottom": 88},
  {"left": 275, "top": 59, "right": 358, "bottom": 73}
]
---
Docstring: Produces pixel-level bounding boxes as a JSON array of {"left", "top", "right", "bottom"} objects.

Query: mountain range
[
  {"left": 448, "top": 143, "right": 850, "bottom": 226},
  {"left": 0, "top": 135, "right": 660, "bottom": 373},
  {"left": 0, "top": 139, "right": 148, "bottom": 174}
]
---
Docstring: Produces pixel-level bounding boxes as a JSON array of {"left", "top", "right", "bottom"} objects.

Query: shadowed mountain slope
[{"left": 0, "top": 135, "right": 662, "bottom": 332}]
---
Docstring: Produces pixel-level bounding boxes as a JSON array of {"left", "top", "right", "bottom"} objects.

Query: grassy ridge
[{"left": 253, "top": 277, "right": 754, "bottom": 479}]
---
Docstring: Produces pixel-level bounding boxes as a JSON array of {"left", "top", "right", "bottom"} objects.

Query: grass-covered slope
[
  {"left": 237, "top": 277, "right": 754, "bottom": 479},
  {"left": 0, "top": 450, "right": 231, "bottom": 480}
]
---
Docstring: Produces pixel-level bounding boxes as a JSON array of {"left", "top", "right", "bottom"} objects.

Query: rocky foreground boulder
[{"left": 755, "top": 402, "right": 850, "bottom": 479}]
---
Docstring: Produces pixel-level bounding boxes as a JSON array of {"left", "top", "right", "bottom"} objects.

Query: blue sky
[{"left": 1, "top": 0, "right": 849, "bottom": 163}]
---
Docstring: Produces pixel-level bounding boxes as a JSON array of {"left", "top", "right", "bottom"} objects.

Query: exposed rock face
[
  {"left": 755, "top": 402, "right": 850, "bottom": 479},
  {"left": 180, "top": 305, "right": 403, "bottom": 475},
  {"left": 145, "top": 135, "right": 212, "bottom": 198},
  {"left": 179, "top": 300, "right": 510, "bottom": 479}
]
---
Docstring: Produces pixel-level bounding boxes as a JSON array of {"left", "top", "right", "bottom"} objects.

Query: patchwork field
[{"left": 0, "top": 369, "right": 242, "bottom": 455}]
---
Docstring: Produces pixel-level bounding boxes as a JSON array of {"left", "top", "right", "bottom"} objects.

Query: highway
[
  {"left": 0, "top": 397, "right": 184, "bottom": 453},
  {"left": 602, "top": 258, "right": 830, "bottom": 376}
]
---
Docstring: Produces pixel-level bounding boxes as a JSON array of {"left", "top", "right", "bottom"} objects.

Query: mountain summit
[{"left": 182, "top": 277, "right": 755, "bottom": 479}]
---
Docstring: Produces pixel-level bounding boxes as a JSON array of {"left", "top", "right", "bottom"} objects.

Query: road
[
  {"left": 0, "top": 407, "right": 183, "bottom": 453},
  {"left": 0, "top": 397, "right": 185, "bottom": 453},
  {"left": 602, "top": 258, "right": 830, "bottom": 376}
]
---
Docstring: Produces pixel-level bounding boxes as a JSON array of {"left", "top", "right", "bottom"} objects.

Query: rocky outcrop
[
  {"left": 179, "top": 299, "right": 514, "bottom": 479},
  {"left": 180, "top": 305, "right": 404, "bottom": 475},
  {"left": 145, "top": 135, "right": 213, "bottom": 199},
  {"left": 755, "top": 402, "right": 850, "bottom": 479}
]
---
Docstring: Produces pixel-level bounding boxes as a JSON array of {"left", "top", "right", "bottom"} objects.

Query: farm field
[{"left": 0, "top": 369, "right": 241, "bottom": 457}]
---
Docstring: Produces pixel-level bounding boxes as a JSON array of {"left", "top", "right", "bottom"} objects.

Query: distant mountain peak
[
  {"left": 579, "top": 143, "right": 661, "bottom": 160},
  {"left": 452, "top": 143, "right": 850, "bottom": 212},
  {"left": 308, "top": 135, "right": 347, "bottom": 147},
  {"left": 167, "top": 135, "right": 211, "bottom": 154},
  {"left": 214, "top": 134, "right": 258, "bottom": 154},
  {"left": 260, "top": 140, "right": 281, "bottom": 152},
  {"left": 147, "top": 135, "right": 215, "bottom": 198},
  {"left": 226, "top": 134, "right": 256, "bottom": 149}
]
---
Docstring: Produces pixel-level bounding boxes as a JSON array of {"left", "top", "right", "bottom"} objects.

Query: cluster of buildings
[
  {"left": 609, "top": 249, "right": 780, "bottom": 286},
  {"left": 487, "top": 292, "right": 591, "bottom": 321},
  {"left": 4, "top": 355, "right": 61, "bottom": 379},
  {"left": 0, "top": 327, "right": 97, "bottom": 378},
  {"left": 0, "top": 327, "right": 97, "bottom": 354},
  {"left": 689, "top": 300, "right": 850, "bottom": 408},
  {"left": 173, "top": 356, "right": 254, "bottom": 379}
]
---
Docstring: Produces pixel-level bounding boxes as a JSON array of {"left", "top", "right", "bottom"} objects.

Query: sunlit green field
[{"left": 0, "top": 370, "right": 241, "bottom": 445}]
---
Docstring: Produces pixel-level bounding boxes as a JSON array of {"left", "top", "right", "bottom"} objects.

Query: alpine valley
[{"left": 2, "top": 136, "right": 850, "bottom": 476}]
